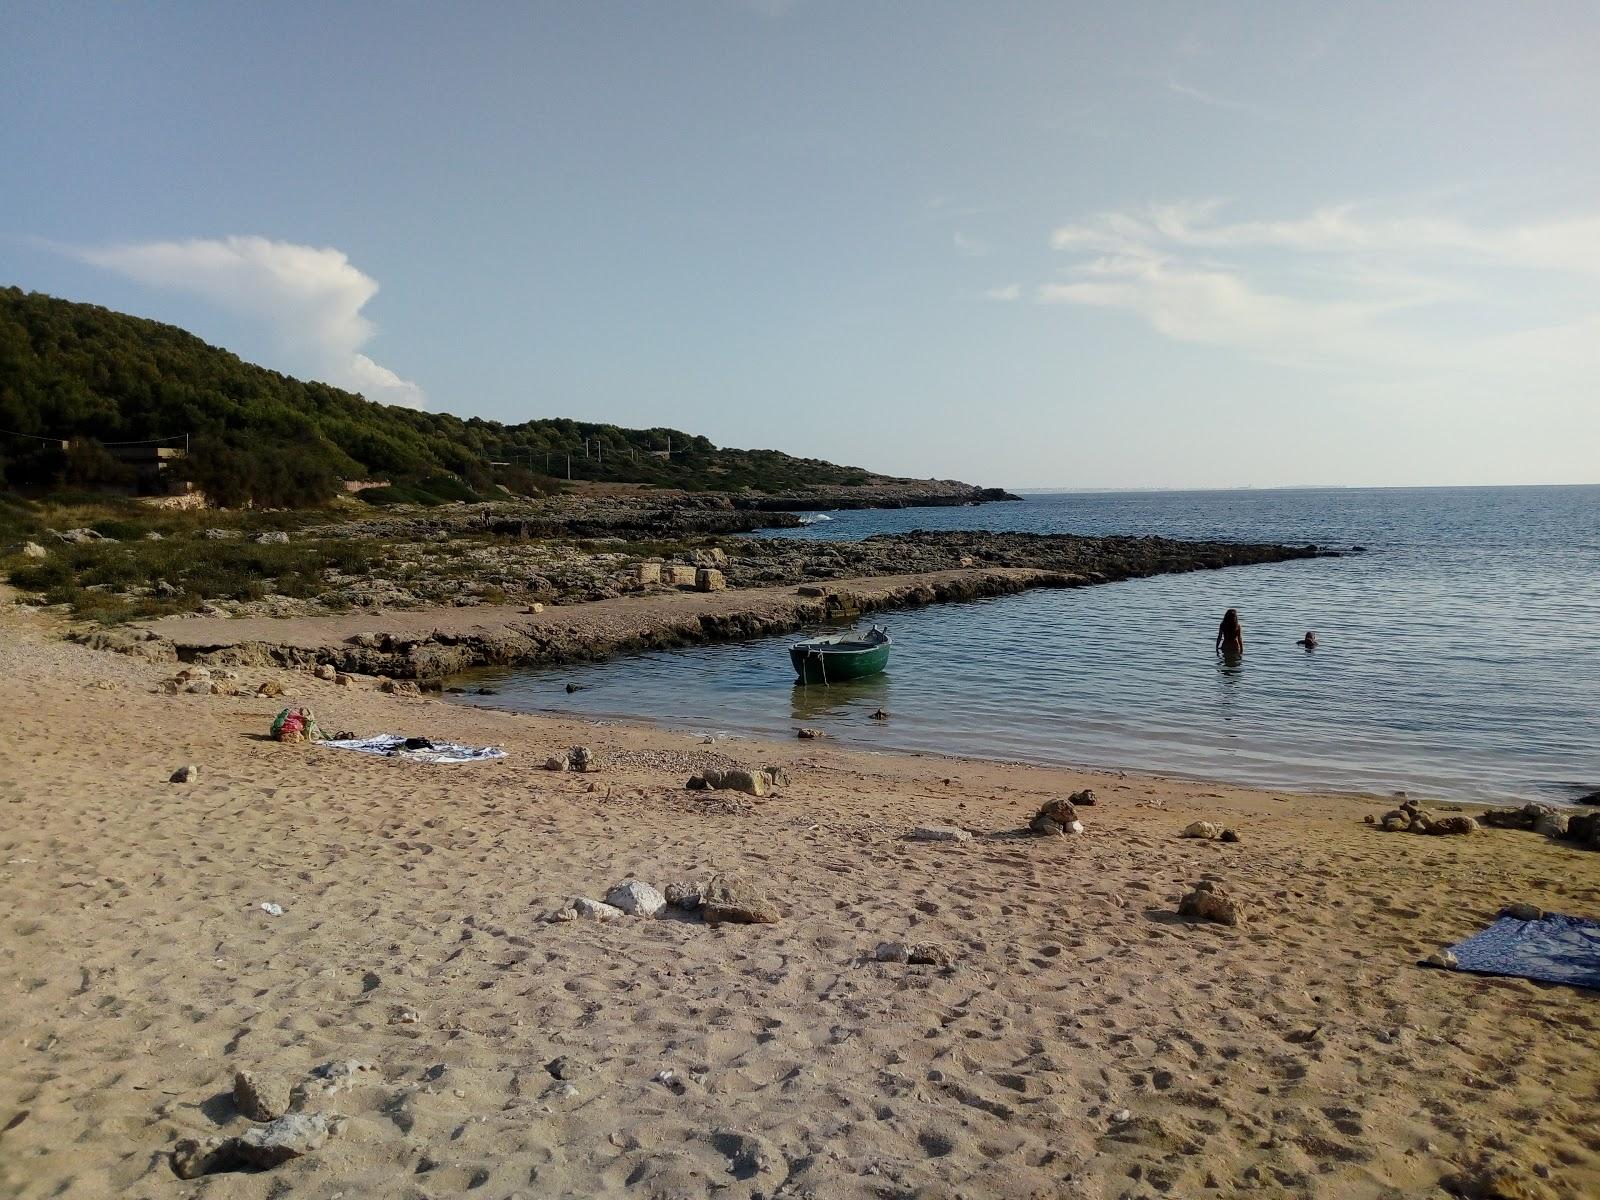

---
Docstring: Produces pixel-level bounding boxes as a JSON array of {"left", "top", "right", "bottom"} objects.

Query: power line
[{"left": 0, "top": 428, "right": 190, "bottom": 447}]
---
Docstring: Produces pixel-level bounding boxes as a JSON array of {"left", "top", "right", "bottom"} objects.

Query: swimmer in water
[
  {"left": 1216, "top": 608, "right": 1244, "bottom": 657},
  {"left": 1297, "top": 631, "right": 1318, "bottom": 650}
]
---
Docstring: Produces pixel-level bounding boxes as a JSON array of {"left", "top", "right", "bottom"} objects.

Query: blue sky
[{"left": 3, "top": 2, "right": 1596, "bottom": 488}]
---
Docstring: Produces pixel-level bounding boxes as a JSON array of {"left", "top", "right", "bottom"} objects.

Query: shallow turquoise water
[{"left": 452, "top": 486, "right": 1600, "bottom": 803}]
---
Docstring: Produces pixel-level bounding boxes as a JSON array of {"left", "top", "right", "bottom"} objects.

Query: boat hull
[{"left": 789, "top": 641, "right": 891, "bottom": 684}]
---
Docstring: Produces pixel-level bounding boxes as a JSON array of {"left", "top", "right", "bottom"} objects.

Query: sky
[{"left": 2, "top": 1, "right": 1597, "bottom": 489}]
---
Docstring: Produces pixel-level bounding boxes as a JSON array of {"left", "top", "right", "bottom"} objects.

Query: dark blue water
[{"left": 457, "top": 487, "right": 1600, "bottom": 803}]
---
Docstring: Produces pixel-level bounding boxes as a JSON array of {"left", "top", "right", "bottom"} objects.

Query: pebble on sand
[{"left": 169, "top": 764, "right": 199, "bottom": 784}]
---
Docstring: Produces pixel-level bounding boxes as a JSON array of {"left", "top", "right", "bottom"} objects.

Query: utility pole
[{"left": 566, "top": 454, "right": 571, "bottom": 480}]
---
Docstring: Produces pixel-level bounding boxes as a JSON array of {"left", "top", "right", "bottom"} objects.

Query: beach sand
[{"left": 2, "top": 602, "right": 1598, "bottom": 1199}]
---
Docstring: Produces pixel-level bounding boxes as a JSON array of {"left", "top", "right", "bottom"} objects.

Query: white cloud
[
  {"left": 953, "top": 232, "right": 989, "bottom": 258},
  {"left": 1165, "top": 79, "right": 1271, "bottom": 118},
  {"left": 981, "top": 283, "right": 1021, "bottom": 302},
  {"left": 1041, "top": 201, "right": 1600, "bottom": 379},
  {"left": 72, "top": 235, "right": 426, "bottom": 408}
]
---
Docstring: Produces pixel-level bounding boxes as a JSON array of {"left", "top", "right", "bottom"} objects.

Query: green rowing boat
[{"left": 790, "top": 626, "right": 892, "bottom": 684}]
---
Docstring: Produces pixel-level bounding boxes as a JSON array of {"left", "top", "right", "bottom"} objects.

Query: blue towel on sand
[{"left": 1443, "top": 914, "right": 1600, "bottom": 990}]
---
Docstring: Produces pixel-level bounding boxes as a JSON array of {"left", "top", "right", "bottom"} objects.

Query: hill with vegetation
[{"left": 0, "top": 287, "right": 919, "bottom": 507}]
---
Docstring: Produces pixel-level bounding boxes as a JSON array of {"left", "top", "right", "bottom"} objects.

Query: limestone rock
[
  {"left": 169, "top": 764, "right": 199, "bottom": 784},
  {"left": 760, "top": 765, "right": 790, "bottom": 789},
  {"left": 1426, "top": 948, "right": 1459, "bottom": 969},
  {"left": 235, "top": 1112, "right": 334, "bottom": 1169},
  {"left": 1428, "top": 815, "right": 1478, "bottom": 836},
  {"left": 1029, "top": 797, "right": 1080, "bottom": 836},
  {"left": 547, "top": 1055, "right": 585, "bottom": 1080},
  {"left": 1503, "top": 902, "right": 1544, "bottom": 921},
  {"left": 1565, "top": 812, "right": 1600, "bottom": 850},
  {"left": 909, "top": 825, "right": 972, "bottom": 843},
  {"left": 1069, "top": 788, "right": 1097, "bottom": 806},
  {"left": 605, "top": 879, "right": 667, "bottom": 917},
  {"left": 5, "top": 541, "right": 48, "bottom": 559},
  {"left": 233, "top": 1069, "right": 290, "bottom": 1121},
  {"left": 691, "top": 547, "right": 729, "bottom": 567},
  {"left": 664, "top": 880, "right": 704, "bottom": 910},
  {"left": 1181, "top": 820, "right": 1223, "bottom": 840},
  {"left": 313, "top": 664, "right": 336, "bottom": 681},
  {"left": 567, "top": 746, "right": 600, "bottom": 772},
  {"left": 171, "top": 1112, "right": 334, "bottom": 1178},
  {"left": 662, "top": 564, "right": 698, "bottom": 587},
  {"left": 255, "top": 531, "right": 290, "bottom": 544},
  {"left": 1177, "top": 880, "right": 1242, "bottom": 926},
  {"left": 171, "top": 1135, "right": 235, "bottom": 1179},
  {"left": 544, "top": 755, "right": 569, "bottom": 772},
  {"left": 796, "top": 727, "right": 824, "bottom": 739},
  {"left": 689, "top": 768, "right": 768, "bottom": 797},
  {"left": 563, "top": 896, "right": 624, "bottom": 921},
  {"left": 334, "top": 673, "right": 354, "bottom": 687},
  {"left": 257, "top": 680, "right": 286, "bottom": 698},
  {"left": 700, "top": 873, "right": 780, "bottom": 925},
  {"left": 873, "top": 941, "right": 956, "bottom": 968},
  {"left": 695, "top": 567, "right": 726, "bottom": 592},
  {"left": 1532, "top": 812, "right": 1567, "bottom": 838},
  {"left": 634, "top": 561, "right": 662, "bottom": 585},
  {"left": 381, "top": 679, "right": 421, "bottom": 696}
]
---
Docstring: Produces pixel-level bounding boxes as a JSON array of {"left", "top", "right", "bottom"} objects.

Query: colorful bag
[{"left": 270, "top": 705, "right": 322, "bottom": 744}]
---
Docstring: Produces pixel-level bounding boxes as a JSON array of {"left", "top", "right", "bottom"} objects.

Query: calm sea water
[{"left": 454, "top": 487, "right": 1600, "bottom": 803}]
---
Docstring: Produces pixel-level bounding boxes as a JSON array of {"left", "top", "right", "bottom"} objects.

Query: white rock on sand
[{"left": 605, "top": 879, "right": 667, "bottom": 917}]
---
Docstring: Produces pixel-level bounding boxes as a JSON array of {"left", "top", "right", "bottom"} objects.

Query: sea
[{"left": 452, "top": 486, "right": 1600, "bottom": 804}]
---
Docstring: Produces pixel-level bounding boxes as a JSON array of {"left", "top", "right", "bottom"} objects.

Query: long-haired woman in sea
[{"left": 1216, "top": 608, "right": 1244, "bottom": 658}]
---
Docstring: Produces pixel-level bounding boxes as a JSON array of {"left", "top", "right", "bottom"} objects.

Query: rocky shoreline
[{"left": 114, "top": 534, "right": 1329, "bottom": 678}]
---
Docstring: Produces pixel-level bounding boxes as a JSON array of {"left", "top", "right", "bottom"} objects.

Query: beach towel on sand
[
  {"left": 1439, "top": 914, "right": 1600, "bottom": 990},
  {"left": 322, "top": 735, "right": 506, "bottom": 765}
]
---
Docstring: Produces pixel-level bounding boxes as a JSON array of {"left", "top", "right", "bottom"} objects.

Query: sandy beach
[{"left": 3, "top": 598, "right": 1599, "bottom": 1200}]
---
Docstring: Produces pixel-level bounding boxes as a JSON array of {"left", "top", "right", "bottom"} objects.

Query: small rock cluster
[
  {"left": 157, "top": 665, "right": 244, "bottom": 696},
  {"left": 1374, "top": 799, "right": 1478, "bottom": 837},
  {"left": 546, "top": 745, "right": 602, "bottom": 772},
  {"left": 170, "top": 1060, "right": 375, "bottom": 1178},
  {"left": 1029, "top": 797, "right": 1083, "bottom": 836},
  {"left": 1481, "top": 802, "right": 1570, "bottom": 840},
  {"left": 552, "top": 872, "right": 779, "bottom": 926},
  {"left": 1177, "top": 880, "right": 1243, "bottom": 926}
]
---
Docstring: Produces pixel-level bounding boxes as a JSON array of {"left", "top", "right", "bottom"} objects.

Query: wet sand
[{"left": 2, "top": 602, "right": 1599, "bottom": 1199}]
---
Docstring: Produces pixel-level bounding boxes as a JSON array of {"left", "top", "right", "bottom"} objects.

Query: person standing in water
[{"left": 1216, "top": 608, "right": 1244, "bottom": 657}]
